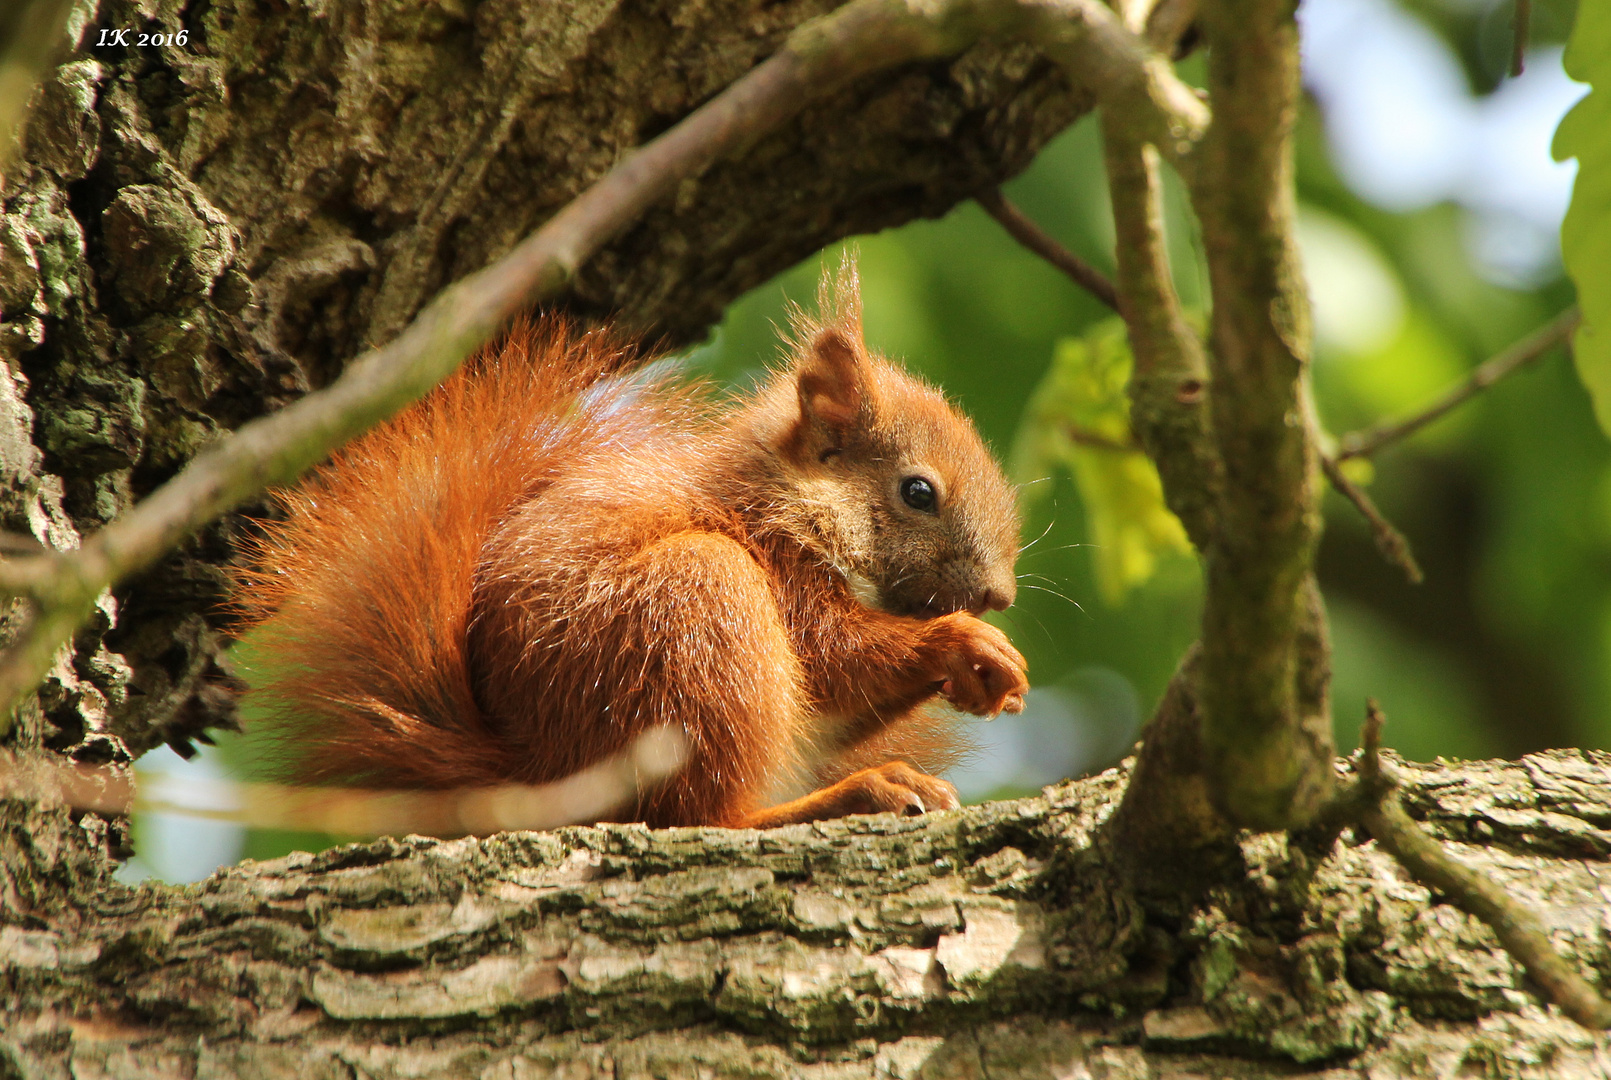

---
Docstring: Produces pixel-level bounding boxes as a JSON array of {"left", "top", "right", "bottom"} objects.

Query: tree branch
[
  {"left": 1336, "top": 307, "right": 1580, "bottom": 462},
  {"left": 975, "top": 188, "right": 1119, "bottom": 311},
  {"left": 1144, "top": 0, "right": 1200, "bottom": 56},
  {"left": 1318, "top": 454, "right": 1423, "bottom": 585},
  {"left": 1183, "top": 0, "right": 1331, "bottom": 832},
  {"left": 1100, "top": 121, "right": 1220, "bottom": 551},
  {"left": 1352, "top": 702, "right": 1611, "bottom": 1029},
  {"left": 1013, "top": 0, "right": 1210, "bottom": 174},
  {"left": 0, "top": 728, "right": 686, "bottom": 837}
]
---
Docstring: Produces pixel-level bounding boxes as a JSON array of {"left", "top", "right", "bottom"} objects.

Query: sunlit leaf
[
  {"left": 1554, "top": 4, "right": 1611, "bottom": 438},
  {"left": 1011, "top": 319, "right": 1192, "bottom": 606}
]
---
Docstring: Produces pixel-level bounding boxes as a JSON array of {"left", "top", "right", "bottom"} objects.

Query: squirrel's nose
[{"left": 973, "top": 585, "right": 1013, "bottom": 614}]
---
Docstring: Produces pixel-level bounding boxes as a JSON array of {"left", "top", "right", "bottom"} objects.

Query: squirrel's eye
[{"left": 900, "top": 476, "right": 938, "bottom": 513}]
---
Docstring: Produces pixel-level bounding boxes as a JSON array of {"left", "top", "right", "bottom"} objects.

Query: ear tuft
[
  {"left": 799, "top": 329, "right": 863, "bottom": 427},
  {"left": 777, "top": 254, "right": 875, "bottom": 461},
  {"left": 818, "top": 254, "right": 864, "bottom": 337}
]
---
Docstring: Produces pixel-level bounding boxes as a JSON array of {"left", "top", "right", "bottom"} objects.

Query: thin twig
[
  {"left": 1511, "top": 0, "right": 1531, "bottom": 77},
  {"left": 976, "top": 189, "right": 1120, "bottom": 311},
  {"left": 1355, "top": 701, "right": 1611, "bottom": 1029},
  {"left": 1319, "top": 453, "right": 1423, "bottom": 585},
  {"left": 1, "top": 727, "right": 686, "bottom": 837},
  {"left": 1336, "top": 308, "right": 1579, "bottom": 462}
]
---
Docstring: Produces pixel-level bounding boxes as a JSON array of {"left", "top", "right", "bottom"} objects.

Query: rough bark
[
  {"left": 7, "top": 752, "right": 1611, "bottom": 1077},
  {"left": 0, "top": 0, "right": 1092, "bottom": 772}
]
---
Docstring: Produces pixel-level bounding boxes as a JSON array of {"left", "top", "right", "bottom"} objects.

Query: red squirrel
[{"left": 233, "top": 263, "right": 1028, "bottom": 829}]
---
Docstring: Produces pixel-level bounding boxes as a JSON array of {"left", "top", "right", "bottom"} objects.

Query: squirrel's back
[{"left": 233, "top": 319, "right": 666, "bottom": 788}]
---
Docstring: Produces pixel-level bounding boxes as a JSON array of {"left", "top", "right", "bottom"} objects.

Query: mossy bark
[{"left": 6, "top": 753, "right": 1611, "bottom": 1077}]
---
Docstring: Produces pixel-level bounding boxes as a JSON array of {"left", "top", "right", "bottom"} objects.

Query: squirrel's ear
[{"left": 795, "top": 328, "right": 868, "bottom": 442}]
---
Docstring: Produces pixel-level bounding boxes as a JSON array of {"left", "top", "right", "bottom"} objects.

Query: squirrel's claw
[{"left": 927, "top": 613, "right": 1029, "bottom": 717}]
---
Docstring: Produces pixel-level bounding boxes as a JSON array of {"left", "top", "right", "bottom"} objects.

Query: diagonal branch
[
  {"left": 1351, "top": 702, "right": 1611, "bottom": 1029},
  {"left": 976, "top": 188, "right": 1120, "bottom": 311},
  {"left": 1336, "top": 307, "right": 1579, "bottom": 462},
  {"left": 1318, "top": 453, "right": 1423, "bottom": 585}
]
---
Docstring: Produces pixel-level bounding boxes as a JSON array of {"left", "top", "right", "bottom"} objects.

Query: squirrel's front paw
[
  {"left": 834, "top": 762, "right": 960, "bottom": 817},
  {"left": 925, "top": 614, "right": 1029, "bottom": 716}
]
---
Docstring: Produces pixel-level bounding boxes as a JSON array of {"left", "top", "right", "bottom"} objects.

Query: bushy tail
[{"left": 232, "top": 318, "right": 642, "bottom": 788}]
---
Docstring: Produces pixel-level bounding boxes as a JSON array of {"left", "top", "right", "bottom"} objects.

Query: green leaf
[
  {"left": 1555, "top": 2, "right": 1611, "bottom": 437},
  {"left": 1011, "top": 319, "right": 1192, "bottom": 606}
]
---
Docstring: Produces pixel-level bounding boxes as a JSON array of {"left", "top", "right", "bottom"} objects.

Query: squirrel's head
[{"left": 758, "top": 261, "right": 1020, "bottom": 618}]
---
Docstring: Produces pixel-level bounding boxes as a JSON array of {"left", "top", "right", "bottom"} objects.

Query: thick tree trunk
[
  {"left": 5, "top": 753, "right": 1611, "bottom": 1076},
  {"left": 0, "top": 0, "right": 1090, "bottom": 772}
]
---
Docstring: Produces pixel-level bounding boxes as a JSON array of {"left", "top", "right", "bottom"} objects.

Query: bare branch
[
  {"left": 1, "top": 727, "right": 687, "bottom": 838},
  {"left": 1185, "top": 0, "right": 1332, "bottom": 832},
  {"left": 1336, "top": 307, "right": 1579, "bottom": 462},
  {"left": 1100, "top": 121, "right": 1220, "bottom": 551},
  {"left": 1355, "top": 702, "right": 1611, "bottom": 1029},
  {"left": 1014, "top": 0, "right": 1210, "bottom": 173},
  {"left": 1319, "top": 454, "right": 1423, "bottom": 585},
  {"left": 976, "top": 189, "right": 1120, "bottom": 311}
]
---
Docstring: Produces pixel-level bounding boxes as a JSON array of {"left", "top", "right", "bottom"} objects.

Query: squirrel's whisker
[
  {"left": 1017, "top": 516, "right": 1057, "bottom": 555},
  {"left": 1018, "top": 582, "right": 1086, "bottom": 615}
]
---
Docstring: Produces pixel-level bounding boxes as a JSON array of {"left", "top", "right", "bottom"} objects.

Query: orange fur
[{"left": 235, "top": 264, "right": 1027, "bottom": 830}]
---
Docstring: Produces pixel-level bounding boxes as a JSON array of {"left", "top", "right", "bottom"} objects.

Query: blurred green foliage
[{"left": 1010, "top": 319, "right": 1192, "bottom": 607}]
